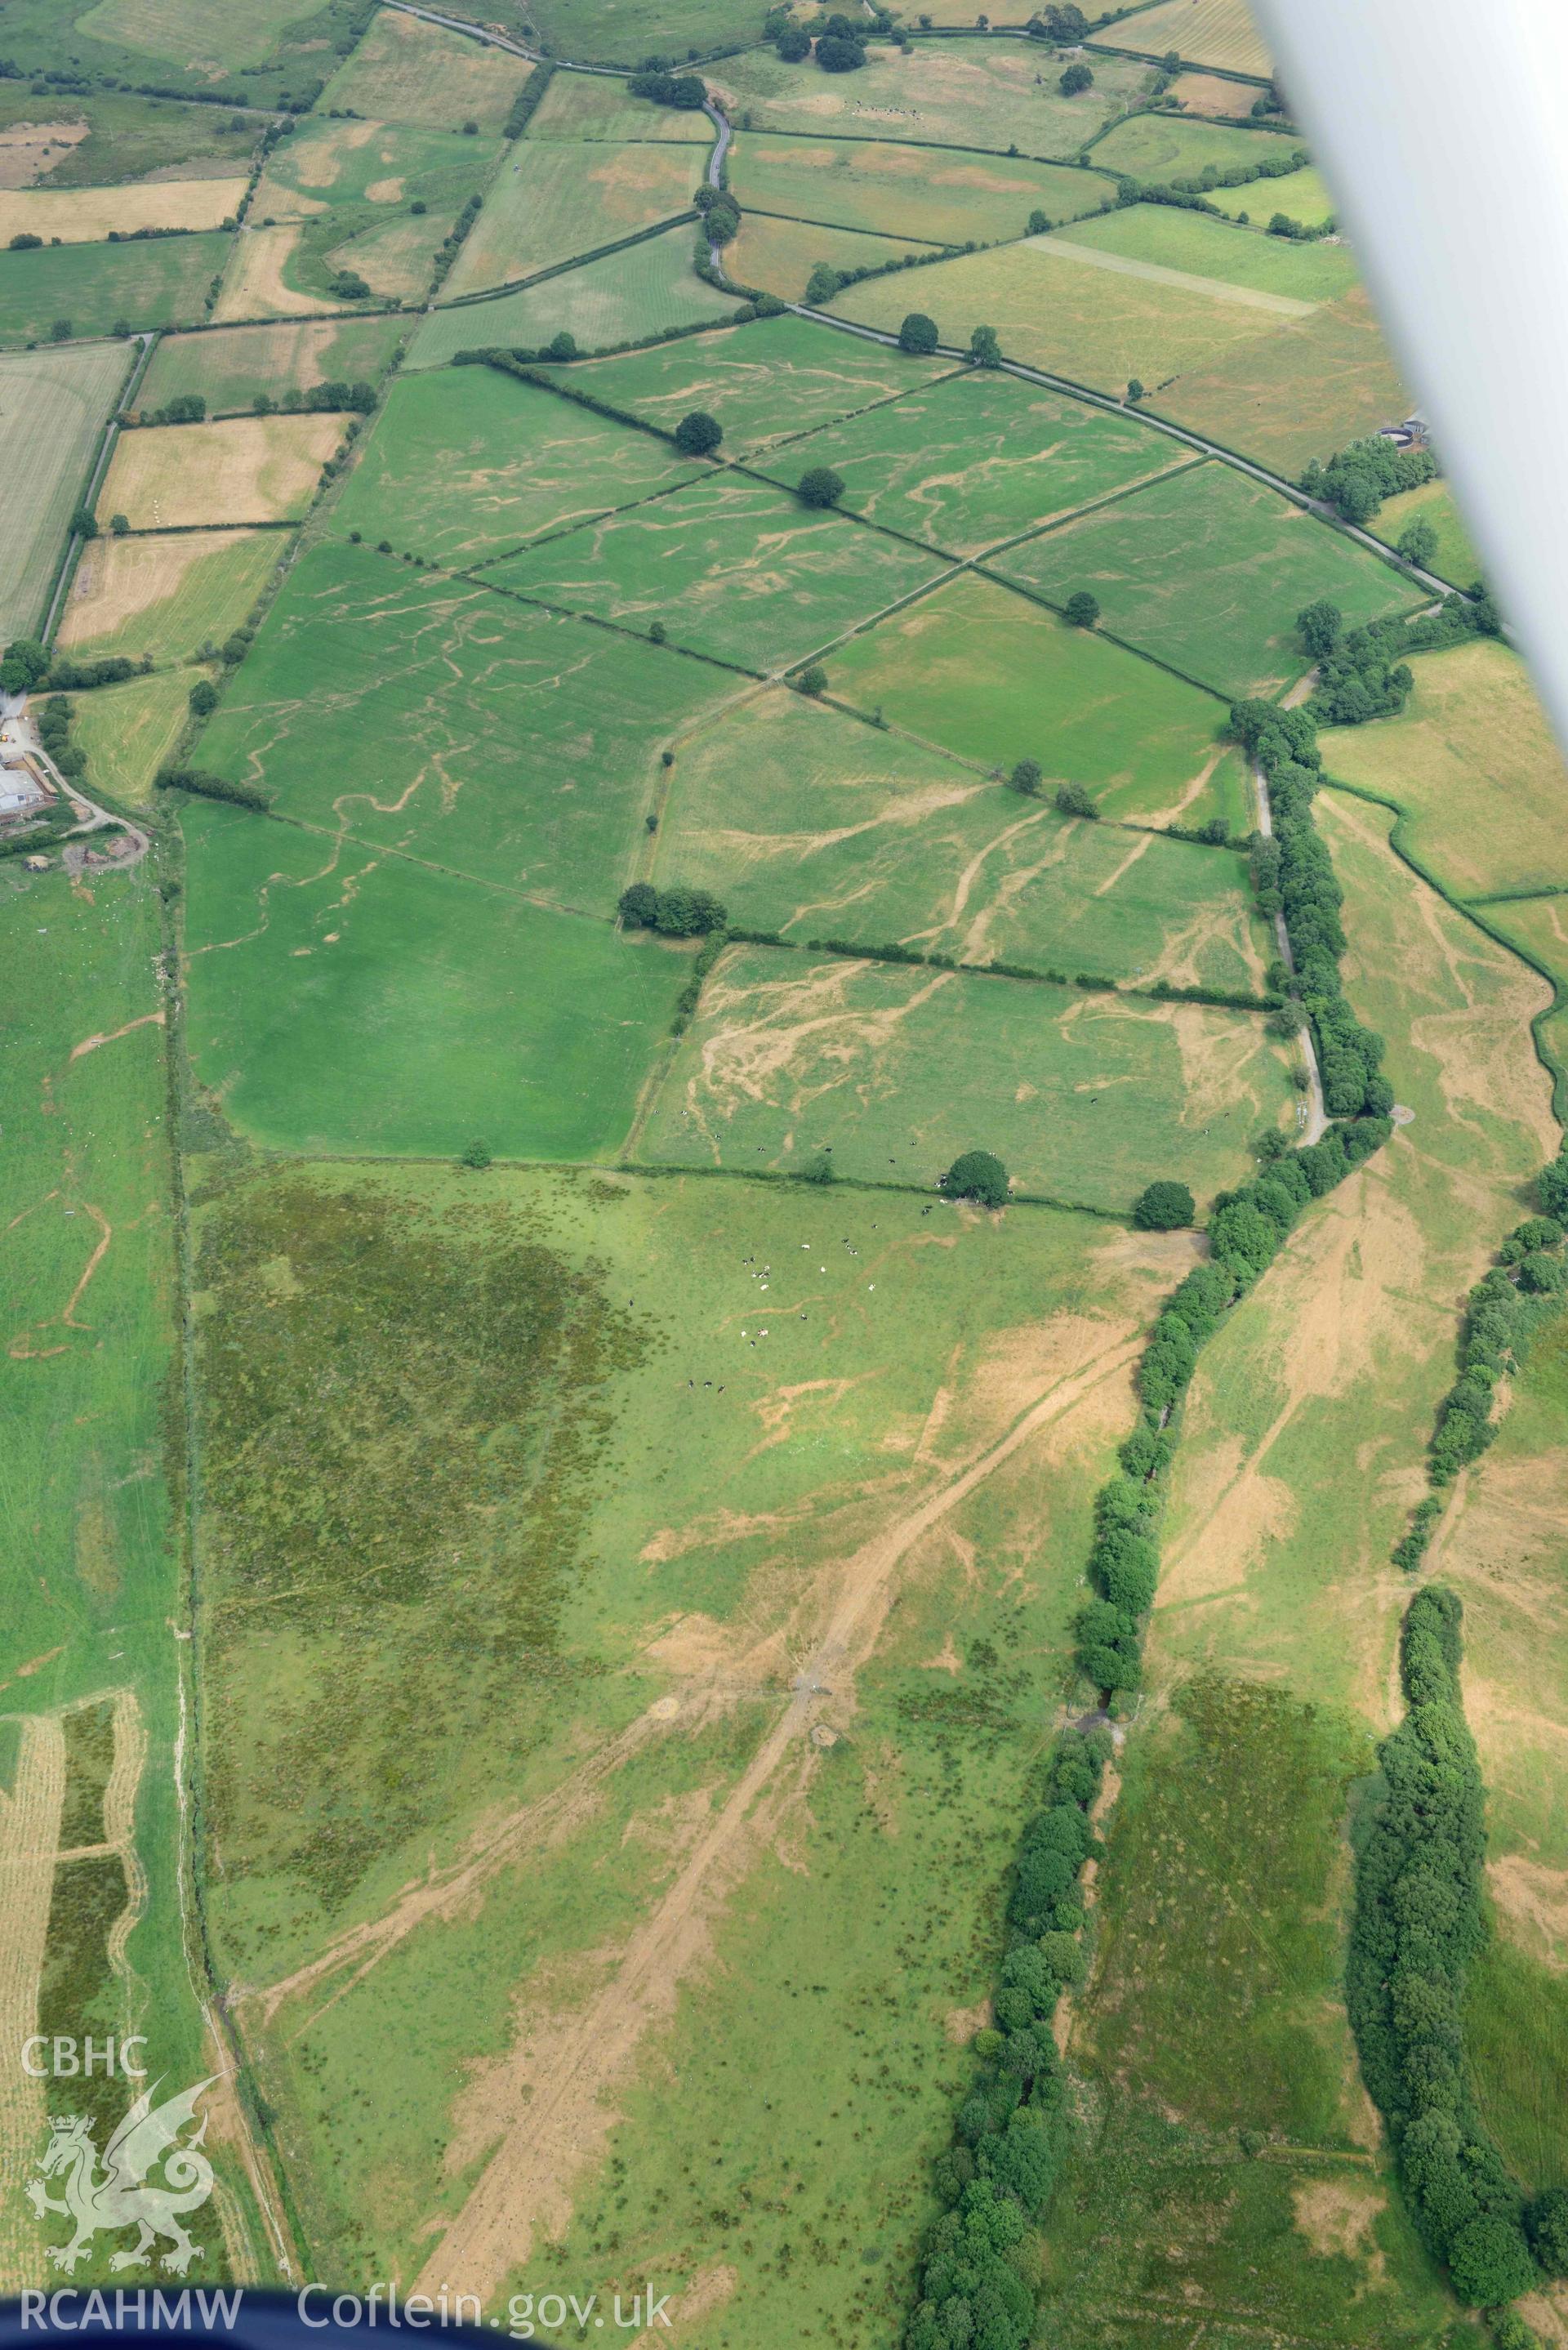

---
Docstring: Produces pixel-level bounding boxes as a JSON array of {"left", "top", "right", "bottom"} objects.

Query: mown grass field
[
  {"left": 830, "top": 235, "right": 1290, "bottom": 396},
  {"left": 322, "top": 200, "right": 463, "bottom": 305},
  {"left": 1086, "top": 114, "right": 1298, "bottom": 181},
  {"left": 74, "top": 0, "right": 323, "bottom": 70},
  {"left": 0, "top": 340, "right": 126, "bottom": 644},
  {"left": 528, "top": 0, "right": 773, "bottom": 63},
  {"left": 1373, "top": 477, "right": 1482, "bottom": 588},
  {"left": 180, "top": 798, "right": 688, "bottom": 1157},
  {"left": 1158, "top": 283, "right": 1411, "bottom": 474},
  {"left": 995, "top": 458, "right": 1416, "bottom": 699},
  {"left": 0, "top": 85, "right": 262, "bottom": 188},
  {"left": 194, "top": 1157, "right": 1184, "bottom": 2321},
  {"left": 528, "top": 311, "right": 950, "bottom": 449},
  {"left": 523, "top": 71, "right": 712, "bottom": 143},
  {"left": 136, "top": 314, "right": 405, "bottom": 417},
  {"left": 211, "top": 225, "right": 350, "bottom": 323},
  {"left": 710, "top": 40, "right": 1156, "bottom": 158},
  {"left": 730, "top": 210, "right": 933, "bottom": 301},
  {"left": 1210, "top": 161, "right": 1337, "bottom": 226},
  {"left": 252, "top": 115, "right": 487, "bottom": 218},
  {"left": 1055, "top": 200, "right": 1358, "bottom": 301},
  {"left": 98, "top": 411, "right": 345, "bottom": 527},
  {"left": 316, "top": 8, "right": 532, "bottom": 134},
  {"left": 0, "top": 863, "right": 250, "bottom": 2284},
  {"left": 754, "top": 371, "right": 1182, "bottom": 557},
  {"left": 0, "top": 230, "right": 231, "bottom": 346},
  {"left": 660, "top": 685, "right": 1272, "bottom": 989},
  {"left": 1100, "top": 0, "right": 1273, "bottom": 75},
  {"left": 0, "top": 174, "right": 247, "bottom": 245},
  {"left": 444, "top": 142, "right": 697, "bottom": 298},
  {"left": 1322, "top": 640, "right": 1568, "bottom": 899},
  {"left": 193, "top": 539, "right": 730, "bottom": 912},
  {"left": 729, "top": 132, "right": 1113, "bottom": 247},
  {"left": 641, "top": 941, "right": 1291, "bottom": 1206},
  {"left": 823, "top": 571, "right": 1232, "bottom": 823},
  {"left": 69, "top": 667, "right": 193, "bottom": 806},
  {"left": 412, "top": 223, "right": 739, "bottom": 365},
  {"left": 333, "top": 365, "right": 700, "bottom": 567},
  {"left": 488, "top": 467, "right": 948, "bottom": 669},
  {"left": 60, "top": 525, "right": 279, "bottom": 663}
]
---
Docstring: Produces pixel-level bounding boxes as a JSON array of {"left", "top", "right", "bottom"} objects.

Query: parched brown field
[
  {"left": 1100, "top": 0, "right": 1272, "bottom": 76},
  {"left": 317, "top": 7, "right": 531, "bottom": 135},
  {"left": 1158, "top": 283, "right": 1412, "bottom": 474},
  {"left": 730, "top": 210, "right": 930, "bottom": 301},
  {"left": 60, "top": 526, "right": 278, "bottom": 662},
  {"left": 97, "top": 413, "right": 346, "bottom": 528},
  {"left": 1167, "top": 71, "right": 1260, "bottom": 118},
  {"left": 0, "top": 174, "right": 247, "bottom": 244},
  {"left": 212, "top": 225, "right": 342, "bottom": 323},
  {"left": 0, "top": 121, "right": 89, "bottom": 190}
]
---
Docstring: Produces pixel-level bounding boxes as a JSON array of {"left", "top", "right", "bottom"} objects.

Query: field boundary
[
  {"left": 39, "top": 335, "right": 156, "bottom": 645},
  {"left": 434, "top": 208, "right": 701, "bottom": 310}
]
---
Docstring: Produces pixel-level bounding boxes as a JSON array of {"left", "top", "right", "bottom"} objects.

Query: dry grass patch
[
  {"left": 98, "top": 413, "right": 345, "bottom": 528},
  {"left": 0, "top": 122, "right": 90, "bottom": 190},
  {"left": 1168, "top": 72, "right": 1258, "bottom": 117},
  {"left": 444, "top": 141, "right": 697, "bottom": 298},
  {"left": 0, "top": 176, "right": 247, "bottom": 244},
  {"left": 317, "top": 8, "right": 531, "bottom": 135},
  {"left": 60, "top": 526, "right": 278, "bottom": 662},
  {"left": 213, "top": 224, "right": 342, "bottom": 323},
  {"left": 1100, "top": 0, "right": 1272, "bottom": 75}
]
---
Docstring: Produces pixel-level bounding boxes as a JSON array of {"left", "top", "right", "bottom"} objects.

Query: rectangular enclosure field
[
  {"left": 1321, "top": 640, "right": 1568, "bottom": 899},
  {"left": 180, "top": 800, "right": 686, "bottom": 1160},
  {"left": 0, "top": 85, "right": 261, "bottom": 189},
  {"left": 334, "top": 365, "right": 700, "bottom": 568},
  {"left": 1156, "top": 282, "right": 1411, "bottom": 472},
  {"left": 487, "top": 470, "right": 949, "bottom": 670},
  {"left": 251, "top": 115, "right": 486, "bottom": 219},
  {"left": 316, "top": 9, "right": 532, "bottom": 134},
  {"left": 1099, "top": 0, "right": 1272, "bottom": 75},
  {"left": 0, "top": 174, "right": 247, "bottom": 244},
  {"left": 0, "top": 230, "right": 231, "bottom": 345},
  {"left": 710, "top": 41, "right": 1156, "bottom": 160},
  {"left": 69, "top": 667, "right": 191, "bottom": 806},
  {"left": 527, "top": 0, "right": 772, "bottom": 63},
  {"left": 443, "top": 142, "right": 698, "bottom": 298},
  {"left": 1053, "top": 201, "right": 1357, "bottom": 302},
  {"left": 755, "top": 369, "right": 1183, "bottom": 556},
  {"left": 728, "top": 211, "right": 932, "bottom": 302},
  {"left": 523, "top": 70, "right": 713, "bottom": 142},
  {"left": 411, "top": 223, "right": 738, "bottom": 366},
  {"left": 992, "top": 459, "right": 1416, "bottom": 698},
  {"left": 528, "top": 311, "right": 951, "bottom": 449},
  {"left": 660, "top": 685, "right": 1273, "bottom": 991},
  {"left": 822, "top": 570, "right": 1231, "bottom": 823},
  {"left": 1373, "top": 478, "right": 1482, "bottom": 588},
  {"left": 0, "top": 339, "right": 127, "bottom": 644},
  {"left": 211, "top": 224, "right": 351, "bottom": 323},
  {"left": 97, "top": 411, "right": 345, "bottom": 527},
  {"left": 74, "top": 0, "right": 325, "bottom": 70},
  {"left": 136, "top": 314, "right": 406, "bottom": 417},
  {"left": 640, "top": 942, "right": 1291, "bottom": 1211},
  {"left": 728, "top": 132, "right": 1113, "bottom": 247},
  {"left": 1085, "top": 115, "right": 1300, "bottom": 183},
  {"left": 59, "top": 526, "right": 280, "bottom": 664},
  {"left": 194, "top": 540, "right": 732, "bottom": 913},
  {"left": 1209, "top": 162, "right": 1336, "bottom": 227}
]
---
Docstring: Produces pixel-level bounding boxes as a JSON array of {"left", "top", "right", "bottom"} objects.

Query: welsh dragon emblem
[{"left": 26, "top": 2077, "right": 216, "bottom": 2275}]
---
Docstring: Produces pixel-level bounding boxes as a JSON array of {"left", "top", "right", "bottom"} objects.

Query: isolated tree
[
  {"left": 802, "top": 1149, "right": 835, "bottom": 1184},
  {"left": 648, "top": 620, "right": 667, "bottom": 644},
  {"left": 109, "top": 513, "right": 129, "bottom": 536},
  {"left": 1126, "top": 376, "right": 1144, "bottom": 401},
  {"left": 804, "top": 261, "right": 845, "bottom": 305},
  {"left": 969, "top": 322, "right": 1002, "bottom": 366},
  {"left": 941, "top": 1150, "right": 1009, "bottom": 1208},
  {"left": 8, "top": 231, "right": 42, "bottom": 251},
  {"left": 1064, "top": 590, "right": 1099, "bottom": 627},
  {"left": 795, "top": 663, "right": 828, "bottom": 694},
  {"left": 798, "top": 464, "right": 845, "bottom": 507},
  {"left": 1027, "top": 208, "right": 1051, "bottom": 235},
  {"left": 544, "top": 329, "right": 578, "bottom": 360},
  {"left": 898, "top": 310, "right": 939, "bottom": 355},
  {"left": 49, "top": 317, "right": 72, "bottom": 341},
  {"left": 1397, "top": 515, "right": 1439, "bottom": 569},
  {"left": 1008, "top": 757, "right": 1042, "bottom": 796},
  {"left": 675, "top": 408, "right": 723, "bottom": 455},
  {"left": 70, "top": 506, "right": 98, "bottom": 541},
  {"left": 188, "top": 678, "right": 218, "bottom": 717},
  {"left": 1132, "top": 1179, "right": 1196, "bottom": 1229},
  {"left": 1059, "top": 60, "right": 1094, "bottom": 93},
  {"left": 618, "top": 882, "right": 660, "bottom": 928},
  {"left": 1054, "top": 779, "right": 1097, "bottom": 818},
  {"left": 816, "top": 32, "right": 866, "bottom": 69},
  {"left": 459, "top": 1139, "right": 492, "bottom": 1168},
  {"left": 1296, "top": 597, "right": 1342, "bottom": 658},
  {"left": 654, "top": 884, "right": 726, "bottom": 936}
]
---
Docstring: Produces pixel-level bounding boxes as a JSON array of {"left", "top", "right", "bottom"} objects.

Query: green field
[
  {"left": 660, "top": 685, "right": 1272, "bottom": 988},
  {"left": 729, "top": 132, "right": 1115, "bottom": 247},
  {"left": 253, "top": 114, "right": 487, "bottom": 217},
  {"left": 1321, "top": 639, "right": 1568, "bottom": 899},
  {"left": 1372, "top": 477, "right": 1483, "bottom": 587},
  {"left": 754, "top": 369, "right": 1181, "bottom": 556},
  {"left": 59, "top": 526, "right": 281, "bottom": 666},
  {"left": 74, "top": 0, "right": 323, "bottom": 69},
  {"left": 1087, "top": 114, "right": 1302, "bottom": 182},
  {"left": 180, "top": 799, "right": 688, "bottom": 1158},
  {"left": 0, "top": 231, "right": 231, "bottom": 347},
  {"left": 1054, "top": 201, "right": 1358, "bottom": 301},
  {"left": 0, "top": 340, "right": 127, "bottom": 644},
  {"left": 639, "top": 940, "right": 1290, "bottom": 1206},
  {"left": 529, "top": 0, "right": 773, "bottom": 62},
  {"left": 994, "top": 458, "right": 1416, "bottom": 698},
  {"left": 831, "top": 235, "right": 1289, "bottom": 397},
  {"left": 710, "top": 40, "right": 1157, "bottom": 160},
  {"left": 0, "top": 863, "right": 256, "bottom": 2283},
  {"left": 194, "top": 539, "right": 731, "bottom": 912},
  {"left": 823, "top": 570, "right": 1233, "bottom": 823},
  {"left": 412, "top": 223, "right": 739, "bottom": 366},
  {"left": 68, "top": 668, "right": 193, "bottom": 807},
  {"left": 523, "top": 70, "right": 713, "bottom": 142},
  {"left": 333, "top": 365, "right": 700, "bottom": 567},
  {"left": 1210, "top": 161, "right": 1337, "bottom": 227},
  {"left": 444, "top": 141, "right": 698, "bottom": 298},
  {"left": 136, "top": 314, "right": 406, "bottom": 416},
  {"left": 730, "top": 210, "right": 933, "bottom": 301},
  {"left": 0, "top": 84, "right": 263, "bottom": 188},
  {"left": 316, "top": 7, "right": 532, "bottom": 132},
  {"left": 529, "top": 310, "right": 951, "bottom": 449},
  {"left": 488, "top": 465, "right": 949, "bottom": 668},
  {"left": 1158, "top": 282, "right": 1411, "bottom": 473},
  {"left": 1099, "top": 0, "right": 1273, "bottom": 75}
]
